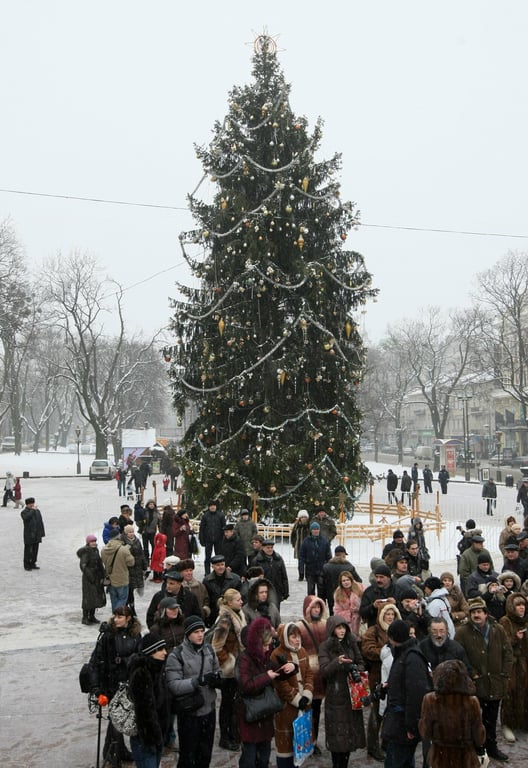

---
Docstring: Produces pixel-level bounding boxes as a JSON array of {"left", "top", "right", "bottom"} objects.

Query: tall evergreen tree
[{"left": 167, "top": 35, "right": 377, "bottom": 517}]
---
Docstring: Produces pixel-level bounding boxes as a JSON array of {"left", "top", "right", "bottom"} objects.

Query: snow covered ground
[{"left": 0, "top": 452, "right": 523, "bottom": 767}]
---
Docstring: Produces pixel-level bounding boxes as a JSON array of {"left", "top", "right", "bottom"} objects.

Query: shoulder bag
[
  {"left": 108, "top": 682, "right": 137, "bottom": 736},
  {"left": 242, "top": 684, "right": 284, "bottom": 722}
]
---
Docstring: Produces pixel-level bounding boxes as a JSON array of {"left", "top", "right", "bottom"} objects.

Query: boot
[
  {"left": 88, "top": 610, "right": 98, "bottom": 624},
  {"left": 82, "top": 610, "right": 90, "bottom": 625}
]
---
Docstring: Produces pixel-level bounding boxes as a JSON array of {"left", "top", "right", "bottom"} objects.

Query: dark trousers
[
  {"left": 142, "top": 531, "right": 155, "bottom": 560},
  {"left": 384, "top": 740, "right": 418, "bottom": 768},
  {"left": 219, "top": 678, "right": 238, "bottom": 743},
  {"left": 331, "top": 753, "right": 351, "bottom": 768},
  {"left": 486, "top": 499, "right": 496, "bottom": 515},
  {"left": 480, "top": 698, "right": 501, "bottom": 752},
  {"left": 307, "top": 574, "right": 326, "bottom": 601},
  {"left": 23, "top": 540, "right": 39, "bottom": 569},
  {"left": 203, "top": 541, "right": 221, "bottom": 575},
  {"left": 239, "top": 740, "right": 271, "bottom": 768},
  {"left": 177, "top": 709, "right": 215, "bottom": 768},
  {"left": 312, "top": 697, "right": 322, "bottom": 741},
  {"left": 424, "top": 482, "right": 432, "bottom": 493}
]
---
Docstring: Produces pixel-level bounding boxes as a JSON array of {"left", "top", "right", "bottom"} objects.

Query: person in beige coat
[{"left": 101, "top": 528, "right": 135, "bottom": 611}]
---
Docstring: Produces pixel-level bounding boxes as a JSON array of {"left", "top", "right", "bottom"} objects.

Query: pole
[
  {"left": 464, "top": 400, "right": 471, "bottom": 483},
  {"left": 75, "top": 425, "right": 81, "bottom": 475}
]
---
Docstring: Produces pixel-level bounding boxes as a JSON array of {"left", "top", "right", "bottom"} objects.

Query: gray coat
[{"left": 165, "top": 636, "right": 219, "bottom": 716}]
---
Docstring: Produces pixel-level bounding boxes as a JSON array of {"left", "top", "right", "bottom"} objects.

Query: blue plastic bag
[{"left": 293, "top": 709, "right": 314, "bottom": 767}]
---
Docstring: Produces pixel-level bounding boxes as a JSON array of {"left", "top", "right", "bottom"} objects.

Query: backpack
[{"left": 108, "top": 682, "right": 137, "bottom": 736}]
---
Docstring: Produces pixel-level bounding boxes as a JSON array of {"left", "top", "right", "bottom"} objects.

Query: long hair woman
[
  {"left": 333, "top": 570, "right": 364, "bottom": 636},
  {"left": 212, "top": 588, "right": 247, "bottom": 751}
]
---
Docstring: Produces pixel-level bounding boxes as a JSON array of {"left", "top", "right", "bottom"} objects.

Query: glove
[
  {"left": 201, "top": 671, "right": 222, "bottom": 688},
  {"left": 298, "top": 696, "right": 309, "bottom": 711},
  {"left": 191, "top": 677, "right": 200, "bottom": 690}
]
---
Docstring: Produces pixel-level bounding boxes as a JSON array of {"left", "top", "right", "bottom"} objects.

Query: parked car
[
  {"left": 402, "top": 445, "right": 414, "bottom": 456},
  {"left": 89, "top": 459, "right": 114, "bottom": 480},
  {"left": 1, "top": 436, "right": 15, "bottom": 452},
  {"left": 414, "top": 445, "right": 433, "bottom": 461}
]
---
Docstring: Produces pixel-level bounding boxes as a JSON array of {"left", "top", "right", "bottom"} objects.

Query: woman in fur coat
[
  {"left": 211, "top": 588, "right": 247, "bottom": 750},
  {"left": 128, "top": 633, "right": 169, "bottom": 768},
  {"left": 172, "top": 509, "right": 192, "bottom": 560},
  {"left": 419, "top": 659, "right": 485, "bottom": 768},
  {"left": 236, "top": 617, "right": 296, "bottom": 768},
  {"left": 318, "top": 615, "right": 366, "bottom": 768},
  {"left": 77, "top": 534, "right": 106, "bottom": 624},
  {"left": 499, "top": 592, "right": 528, "bottom": 740},
  {"left": 271, "top": 622, "right": 314, "bottom": 768}
]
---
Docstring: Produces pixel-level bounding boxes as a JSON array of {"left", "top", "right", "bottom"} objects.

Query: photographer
[{"left": 465, "top": 553, "right": 506, "bottom": 621}]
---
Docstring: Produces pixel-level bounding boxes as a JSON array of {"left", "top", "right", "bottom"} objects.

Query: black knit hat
[
  {"left": 141, "top": 632, "right": 167, "bottom": 655},
  {"left": 184, "top": 615, "right": 206, "bottom": 637},
  {"left": 387, "top": 619, "right": 410, "bottom": 644}
]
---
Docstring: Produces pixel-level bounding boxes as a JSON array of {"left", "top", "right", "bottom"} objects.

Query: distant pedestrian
[
  {"left": 21, "top": 497, "right": 45, "bottom": 571},
  {"left": 312, "top": 507, "right": 337, "bottom": 543},
  {"left": 482, "top": 477, "right": 497, "bottom": 516},
  {"left": 2, "top": 470, "right": 15, "bottom": 506},
  {"left": 13, "top": 476, "right": 22, "bottom": 508},
  {"left": 77, "top": 534, "right": 106, "bottom": 624},
  {"left": 411, "top": 463, "right": 419, "bottom": 492},
  {"left": 299, "top": 523, "right": 331, "bottom": 600},
  {"left": 116, "top": 465, "right": 127, "bottom": 497},
  {"left": 386, "top": 469, "right": 398, "bottom": 503},
  {"left": 400, "top": 470, "right": 412, "bottom": 504},
  {"left": 438, "top": 465, "right": 449, "bottom": 494},
  {"left": 423, "top": 465, "right": 433, "bottom": 494},
  {"left": 199, "top": 500, "right": 226, "bottom": 575},
  {"left": 150, "top": 532, "right": 167, "bottom": 583},
  {"left": 101, "top": 528, "right": 135, "bottom": 611},
  {"left": 235, "top": 508, "right": 257, "bottom": 566},
  {"left": 517, "top": 478, "right": 528, "bottom": 516},
  {"left": 291, "top": 510, "right": 310, "bottom": 580}
]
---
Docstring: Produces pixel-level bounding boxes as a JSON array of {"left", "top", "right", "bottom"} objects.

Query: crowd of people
[{"left": 78, "top": 497, "right": 528, "bottom": 768}]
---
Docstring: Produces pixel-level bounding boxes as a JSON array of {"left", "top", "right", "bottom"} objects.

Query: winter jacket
[
  {"left": 418, "top": 635, "right": 472, "bottom": 673},
  {"left": 172, "top": 512, "right": 193, "bottom": 560},
  {"left": 499, "top": 593, "right": 528, "bottom": 730},
  {"left": 271, "top": 623, "right": 313, "bottom": 757},
  {"left": 252, "top": 550, "right": 289, "bottom": 602},
  {"left": 159, "top": 506, "right": 175, "bottom": 554},
  {"left": 146, "top": 585, "right": 202, "bottom": 629},
  {"left": 122, "top": 534, "right": 147, "bottom": 590},
  {"left": 150, "top": 615, "right": 185, "bottom": 653},
  {"left": 295, "top": 596, "right": 327, "bottom": 700},
  {"left": 101, "top": 538, "right": 135, "bottom": 587},
  {"left": 202, "top": 571, "right": 242, "bottom": 625},
  {"left": 235, "top": 517, "right": 258, "bottom": 557},
  {"left": 165, "top": 636, "right": 219, "bottom": 717},
  {"left": 311, "top": 514, "right": 337, "bottom": 542},
  {"left": 199, "top": 508, "right": 225, "bottom": 546},
  {"left": 455, "top": 616, "right": 513, "bottom": 700},
  {"left": 211, "top": 604, "right": 246, "bottom": 678},
  {"left": 290, "top": 519, "right": 310, "bottom": 559},
  {"left": 359, "top": 581, "right": 397, "bottom": 626},
  {"left": 242, "top": 577, "right": 281, "bottom": 628},
  {"left": 419, "top": 660, "right": 485, "bottom": 768},
  {"left": 386, "top": 471, "right": 398, "bottom": 492},
  {"left": 128, "top": 653, "right": 170, "bottom": 748},
  {"left": 236, "top": 617, "right": 278, "bottom": 744},
  {"left": 381, "top": 637, "right": 432, "bottom": 744},
  {"left": 20, "top": 505, "right": 45, "bottom": 544},
  {"left": 88, "top": 617, "right": 142, "bottom": 697},
  {"left": 466, "top": 567, "right": 507, "bottom": 621},
  {"left": 424, "top": 587, "right": 455, "bottom": 638},
  {"left": 458, "top": 546, "right": 494, "bottom": 594},
  {"left": 298, "top": 534, "right": 331, "bottom": 579},
  {"left": 150, "top": 532, "right": 167, "bottom": 573},
  {"left": 323, "top": 555, "right": 362, "bottom": 599},
  {"left": 216, "top": 533, "right": 247, "bottom": 577},
  {"left": 182, "top": 576, "right": 211, "bottom": 621},
  {"left": 318, "top": 615, "right": 366, "bottom": 753},
  {"left": 360, "top": 603, "right": 401, "bottom": 687},
  {"left": 400, "top": 472, "right": 412, "bottom": 492},
  {"left": 333, "top": 582, "right": 364, "bottom": 636},
  {"left": 77, "top": 544, "right": 106, "bottom": 611}
]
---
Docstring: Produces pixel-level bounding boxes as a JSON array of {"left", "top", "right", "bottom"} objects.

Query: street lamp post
[
  {"left": 457, "top": 393, "right": 473, "bottom": 482},
  {"left": 495, "top": 430, "right": 503, "bottom": 483},
  {"left": 75, "top": 426, "right": 81, "bottom": 476}
]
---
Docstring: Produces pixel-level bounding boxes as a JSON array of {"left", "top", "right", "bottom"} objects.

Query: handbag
[
  {"left": 189, "top": 532, "right": 199, "bottom": 556},
  {"left": 79, "top": 662, "right": 92, "bottom": 694},
  {"left": 171, "top": 688, "right": 205, "bottom": 715},
  {"left": 242, "top": 685, "right": 284, "bottom": 722},
  {"left": 108, "top": 682, "right": 137, "bottom": 736},
  {"left": 347, "top": 671, "right": 370, "bottom": 709},
  {"left": 293, "top": 709, "right": 314, "bottom": 766}
]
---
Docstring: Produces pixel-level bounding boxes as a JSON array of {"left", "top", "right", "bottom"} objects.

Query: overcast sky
[{"left": 1, "top": 1, "right": 527, "bottom": 344}]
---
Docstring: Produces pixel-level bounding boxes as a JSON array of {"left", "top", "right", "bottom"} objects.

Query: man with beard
[{"left": 419, "top": 616, "right": 471, "bottom": 672}]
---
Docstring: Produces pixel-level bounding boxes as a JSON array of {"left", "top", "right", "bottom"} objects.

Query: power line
[{"left": 1, "top": 186, "right": 528, "bottom": 240}]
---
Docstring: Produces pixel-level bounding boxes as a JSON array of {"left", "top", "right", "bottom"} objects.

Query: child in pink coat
[{"left": 150, "top": 532, "right": 167, "bottom": 582}]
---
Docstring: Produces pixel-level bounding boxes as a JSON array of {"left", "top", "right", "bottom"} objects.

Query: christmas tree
[{"left": 166, "top": 35, "right": 377, "bottom": 518}]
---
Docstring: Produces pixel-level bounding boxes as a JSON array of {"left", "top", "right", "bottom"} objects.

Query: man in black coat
[
  {"left": 146, "top": 568, "right": 201, "bottom": 628},
  {"left": 252, "top": 540, "right": 289, "bottom": 606},
  {"left": 199, "top": 500, "right": 226, "bottom": 575},
  {"left": 381, "top": 620, "right": 432, "bottom": 768},
  {"left": 298, "top": 523, "right": 331, "bottom": 599},
  {"left": 216, "top": 523, "right": 247, "bottom": 578},
  {"left": 386, "top": 469, "right": 398, "bottom": 503},
  {"left": 202, "top": 555, "right": 242, "bottom": 625},
  {"left": 21, "top": 497, "right": 45, "bottom": 570},
  {"left": 419, "top": 616, "right": 471, "bottom": 672},
  {"left": 423, "top": 465, "right": 433, "bottom": 494},
  {"left": 359, "top": 564, "right": 397, "bottom": 627}
]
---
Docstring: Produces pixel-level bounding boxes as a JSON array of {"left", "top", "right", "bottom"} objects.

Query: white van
[{"left": 414, "top": 445, "right": 433, "bottom": 461}]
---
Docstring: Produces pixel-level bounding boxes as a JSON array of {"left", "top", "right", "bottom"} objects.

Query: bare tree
[
  {"left": 42, "top": 252, "right": 163, "bottom": 458},
  {"left": 474, "top": 251, "right": 528, "bottom": 448},
  {"left": 386, "top": 306, "right": 480, "bottom": 439}
]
